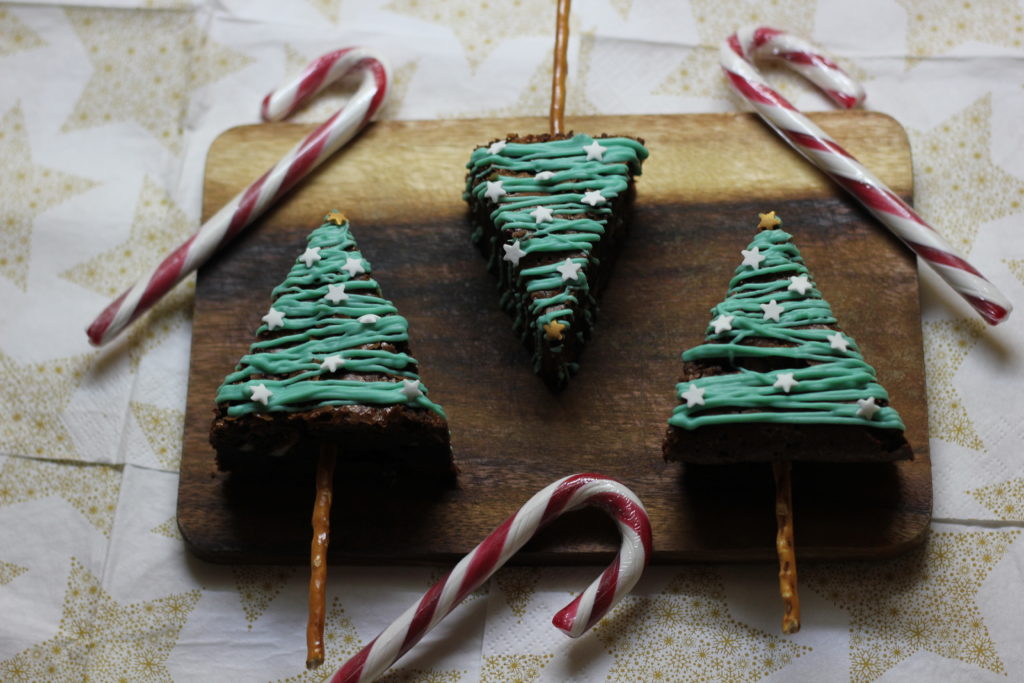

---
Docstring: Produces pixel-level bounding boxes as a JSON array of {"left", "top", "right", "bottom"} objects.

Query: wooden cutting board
[{"left": 178, "top": 112, "right": 931, "bottom": 565}]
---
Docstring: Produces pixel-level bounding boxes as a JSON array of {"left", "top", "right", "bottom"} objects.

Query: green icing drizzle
[
  {"left": 464, "top": 134, "right": 648, "bottom": 381},
  {"left": 215, "top": 215, "right": 446, "bottom": 420},
  {"left": 668, "top": 226, "right": 905, "bottom": 431}
]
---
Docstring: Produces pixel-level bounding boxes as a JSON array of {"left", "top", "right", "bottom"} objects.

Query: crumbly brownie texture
[
  {"left": 210, "top": 212, "right": 452, "bottom": 477},
  {"left": 464, "top": 132, "right": 648, "bottom": 390},
  {"left": 663, "top": 215, "right": 912, "bottom": 464}
]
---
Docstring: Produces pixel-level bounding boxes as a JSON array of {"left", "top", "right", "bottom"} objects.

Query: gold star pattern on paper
[
  {"left": 1004, "top": 258, "right": 1024, "bottom": 286},
  {"left": 0, "top": 456, "right": 123, "bottom": 536},
  {"left": 0, "top": 351, "right": 94, "bottom": 461},
  {"left": 231, "top": 565, "right": 298, "bottom": 628},
  {"left": 594, "top": 566, "right": 810, "bottom": 681},
  {"left": 897, "top": 0, "right": 1024, "bottom": 60},
  {"left": 758, "top": 210, "right": 781, "bottom": 230},
  {"left": 130, "top": 401, "right": 184, "bottom": 471},
  {"left": 61, "top": 176, "right": 196, "bottom": 366},
  {"left": 0, "top": 557, "right": 200, "bottom": 681},
  {"left": 0, "top": 104, "right": 98, "bottom": 290},
  {"left": 543, "top": 319, "right": 566, "bottom": 341},
  {"left": 149, "top": 514, "right": 182, "bottom": 540},
  {"left": 0, "top": 561, "right": 28, "bottom": 586},
  {"left": 909, "top": 95, "right": 1024, "bottom": 255},
  {"left": 494, "top": 567, "right": 541, "bottom": 620},
  {"left": 478, "top": 31, "right": 598, "bottom": 119},
  {"left": 967, "top": 478, "right": 1024, "bottom": 521},
  {"left": 62, "top": 7, "right": 253, "bottom": 155},
  {"left": 385, "top": 0, "right": 565, "bottom": 73},
  {"left": 307, "top": 0, "right": 343, "bottom": 23},
  {"left": 379, "top": 668, "right": 465, "bottom": 683},
  {"left": 655, "top": 0, "right": 821, "bottom": 100},
  {"left": 0, "top": 7, "right": 45, "bottom": 56},
  {"left": 804, "top": 529, "right": 1019, "bottom": 682},
  {"left": 609, "top": 0, "right": 634, "bottom": 20},
  {"left": 480, "top": 654, "right": 552, "bottom": 682},
  {"left": 922, "top": 319, "right": 986, "bottom": 450},
  {"left": 275, "top": 597, "right": 363, "bottom": 682}
]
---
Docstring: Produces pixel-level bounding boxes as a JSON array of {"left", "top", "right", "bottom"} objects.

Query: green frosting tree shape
[
  {"left": 214, "top": 213, "right": 445, "bottom": 420},
  {"left": 667, "top": 217, "right": 905, "bottom": 433},
  {"left": 465, "top": 134, "right": 648, "bottom": 388}
]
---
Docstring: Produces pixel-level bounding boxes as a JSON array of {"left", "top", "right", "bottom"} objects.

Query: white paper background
[{"left": 2, "top": 0, "right": 1024, "bottom": 680}]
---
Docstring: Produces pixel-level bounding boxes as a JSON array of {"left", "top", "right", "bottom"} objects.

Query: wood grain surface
[{"left": 178, "top": 112, "right": 931, "bottom": 565}]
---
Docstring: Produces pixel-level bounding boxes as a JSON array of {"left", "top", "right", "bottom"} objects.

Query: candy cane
[
  {"left": 327, "top": 473, "right": 652, "bottom": 683},
  {"left": 721, "top": 26, "right": 1013, "bottom": 325},
  {"left": 86, "top": 48, "right": 390, "bottom": 346}
]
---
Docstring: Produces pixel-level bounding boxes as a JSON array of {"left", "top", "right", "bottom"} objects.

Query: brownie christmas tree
[
  {"left": 210, "top": 212, "right": 452, "bottom": 668},
  {"left": 662, "top": 211, "right": 913, "bottom": 635},
  {"left": 210, "top": 211, "right": 451, "bottom": 475},
  {"left": 465, "top": 134, "right": 648, "bottom": 389},
  {"left": 663, "top": 210, "right": 911, "bottom": 464}
]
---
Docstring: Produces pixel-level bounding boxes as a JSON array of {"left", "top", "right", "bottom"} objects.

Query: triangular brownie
[
  {"left": 465, "top": 132, "right": 648, "bottom": 389},
  {"left": 210, "top": 212, "right": 452, "bottom": 479},
  {"left": 663, "top": 212, "right": 912, "bottom": 463}
]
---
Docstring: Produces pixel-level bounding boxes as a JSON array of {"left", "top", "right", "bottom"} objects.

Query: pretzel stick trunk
[
  {"left": 549, "top": 0, "right": 571, "bottom": 135},
  {"left": 772, "top": 461, "right": 801, "bottom": 634},
  {"left": 306, "top": 443, "right": 337, "bottom": 668}
]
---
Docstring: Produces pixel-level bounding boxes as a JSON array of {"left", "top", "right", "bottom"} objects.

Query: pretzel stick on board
[
  {"left": 306, "top": 443, "right": 337, "bottom": 668},
  {"left": 773, "top": 461, "right": 800, "bottom": 634}
]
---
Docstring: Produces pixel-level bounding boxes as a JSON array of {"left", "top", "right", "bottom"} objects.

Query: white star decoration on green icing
[
  {"left": 324, "top": 283, "right": 348, "bottom": 303},
  {"left": 250, "top": 384, "right": 272, "bottom": 405},
  {"left": 774, "top": 373, "right": 799, "bottom": 393},
  {"left": 583, "top": 140, "right": 606, "bottom": 160},
  {"left": 300, "top": 247, "right": 322, "bottom": 268},
  {"left": 262, "top": 308, "right": 285, "bottom": 330},
  {"left": 741, "top": 246, "right": 766, "bottom": 269},
  {"left": 503, "top": 240, "right": 526, "bottom": 266},
  {"left": 681, "top": 384, "right": 705, "bottom": 408},
  {"left": 530, "top": 205, "right": 554, "bottom": 223}
]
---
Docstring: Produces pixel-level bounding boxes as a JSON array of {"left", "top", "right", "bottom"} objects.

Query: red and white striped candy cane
[
  {"left": 327, "top": 473, "right": 652, "bottom": 683},
  {"left": 86, "top": 48, "right": 390, "bottom": 346},
  {"left": 722, "top": 26, "right": 1013, "bottom": 325}
]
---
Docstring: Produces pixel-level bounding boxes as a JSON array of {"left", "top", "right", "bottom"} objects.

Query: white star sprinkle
[
  {"left": 320, "top": 355, "right": 345, "bottom": 372},
  {"left": 249, "top": 383, "right": 272, "bottom": 405},
  {"left": 583, "top": 140, "right": 606, "bottom": 161},
  {"left": 680, "top": 383, "right": 705, "bottom": 408},
  {"left": 357, "top": 314, "right": 380, "bottom": 324},
  {"left": 774, "top": 372, "right": 799, "bottom": 393},
  {"left": 299, "top": 246, "right": 322, "bottom": 268},
  {"left": 827, "top": 332, "right": 850, "bottom": 352},
  {"left": 535, "top": 170, "right": 555, "bottom": 181},
  {"left": 502, "top": 240, "right": 527, "bottom": 266},
  {"left": 711, "top": 315, "right": 734, "bottom": 334},
  {"left": 857, "top": 397, "right": 881, "bottom": 419},
  {"left": 556, "top": 258, "right": 583, "bottom": 281},
  {"left": 484, "top": 180, "right": 506, "bottom": 202},
  {"left": 342, "top": 256, "right": 365, "bottom": 277},
  {"left": 487, "top": 140, "right": 507, "bottom": 154},
  {"left": 788, "top": 274, "right": 812, "bottom": 295},
  {"left": 581, "top": 190, "right": 606, "bottom": 206},
  {"left": 741, "top": 246, "right": 766, "bottom": 270},
  {"left": 400, "top": 379, "right": 424, "bottom": 400},
  {"left": 760, "top": 299, "right": 784, "bottom": 322},
  {"left": 262, "top": 307, "right": 285, "bottom": 330},
  {"left": 530, "top": 206, "right": 554, "bottom": 223},
  {"left": 324, "top": 283, "right": 348, "bottom": 304}
]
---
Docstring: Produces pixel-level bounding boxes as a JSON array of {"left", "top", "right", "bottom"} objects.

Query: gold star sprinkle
[
  {"left": 758, "top": 211, "right": 782, "bottom": 230},
  {"left": 543, "top": 319, "right": 566, "bottom": 341},
  {"left": 325, "top": 211, "right": 347, "bottom": 225}
]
